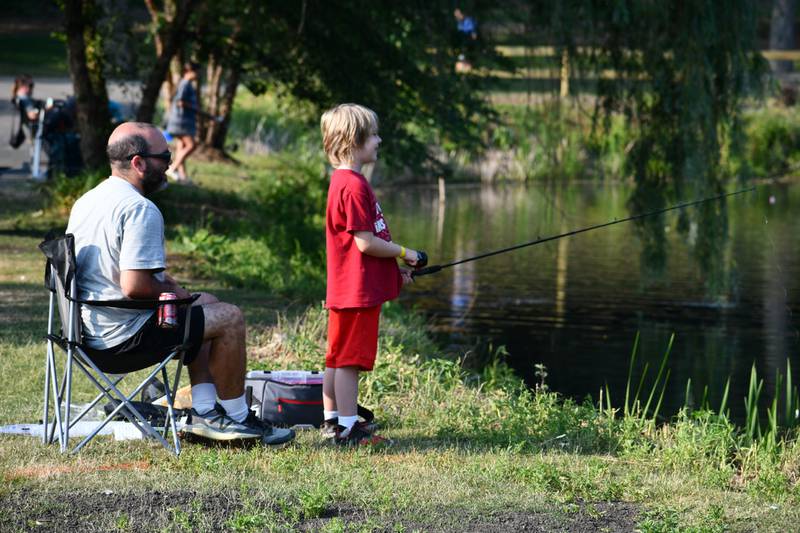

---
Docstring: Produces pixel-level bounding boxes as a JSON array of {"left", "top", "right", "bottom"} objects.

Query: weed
[
  {"left": 299, "top": 482, "right": 331, "bottom": 519},
  {"left": 322, "top": 517, "right": 347, "bottom": 533},
  {"left": 114, "top": 513, "right": 130, "bottom": 531}
]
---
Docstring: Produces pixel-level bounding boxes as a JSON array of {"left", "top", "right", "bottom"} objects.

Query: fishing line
[{"left": 413, "top": 186, "right": 756, "bottom": 278}]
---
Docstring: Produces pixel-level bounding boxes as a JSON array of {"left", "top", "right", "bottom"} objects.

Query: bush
[
  {"left": 461, "top": 102, "right": 636, "bottom": 182},
  {"left": 741, "top": 107, "right": 800, "bottom": 178},
  {"left": 171, "top": 150, "right": 328, "bottom": 297},
  {"left": 40, "top": 169, "right": 107, "bottom": 217}
]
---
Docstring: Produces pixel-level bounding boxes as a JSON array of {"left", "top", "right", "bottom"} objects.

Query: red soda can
[{"left": 158, "top": 292, "right": 178, "bottom": 328}]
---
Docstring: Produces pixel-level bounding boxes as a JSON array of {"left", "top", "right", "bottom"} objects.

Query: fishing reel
[
  {"left": 415, "top": 250, "right": 428, "bottom": 268},
  {"left": 411, "top": 250, "right": 441, "bottom": 279}
]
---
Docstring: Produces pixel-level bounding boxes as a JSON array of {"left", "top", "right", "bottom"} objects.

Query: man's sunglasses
[{"left": 126, "top": 150, "right": 172, "bottom": 163}]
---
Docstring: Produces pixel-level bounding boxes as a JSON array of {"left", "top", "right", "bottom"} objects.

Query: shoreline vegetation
[
  {"left": 2, "top": 93, "right": 799, "bottom": 529},
  {"left": 229, "top": 89, "right": 800, "bottom": 186}
]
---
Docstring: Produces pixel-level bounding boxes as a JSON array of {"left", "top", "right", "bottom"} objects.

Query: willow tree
[{"left": 537, "top": 1, "right": 767, "bottom": 288}]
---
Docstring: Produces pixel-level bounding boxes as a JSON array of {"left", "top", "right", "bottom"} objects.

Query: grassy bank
[{"left": 1, "top": 156, "right": 799, "bottom": 531}]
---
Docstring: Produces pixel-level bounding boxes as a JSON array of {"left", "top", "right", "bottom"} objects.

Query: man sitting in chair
[{"left": 66, "top": 121, "right": 294, "bottom": 446}]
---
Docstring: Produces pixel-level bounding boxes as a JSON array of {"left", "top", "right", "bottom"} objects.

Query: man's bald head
[{"left": 107, "top": 122, "right": 167, "bottom": 172}]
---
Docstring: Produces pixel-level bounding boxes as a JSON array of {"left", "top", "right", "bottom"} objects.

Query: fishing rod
[{"left": 412, "top": 186, "right": 756, "bottom": 278}]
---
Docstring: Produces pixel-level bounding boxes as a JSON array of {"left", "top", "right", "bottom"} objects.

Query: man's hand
[
  {"left": 164, "top": 274, "right": 191, "bottom": 299},
  {"left": 171, "top": 285, "right": 191, "bottom": 299},
  {"left": 400, "top": 268, "right": 414, "bottom": 286}
]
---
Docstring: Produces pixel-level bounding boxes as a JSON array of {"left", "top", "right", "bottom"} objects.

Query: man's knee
[
  {"left": 226, "top": 303, "right": 245, "bottom": 329},
  {"left": 202, "top": 301, "right": 245, "bottom": 338},
  {"left": 193, "top": 292, "right": 219, "bottom": 306}
]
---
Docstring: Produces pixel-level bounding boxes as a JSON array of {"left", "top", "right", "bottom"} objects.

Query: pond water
[{"left": 381, "top": 180, "right": 800, "bottom": 420}]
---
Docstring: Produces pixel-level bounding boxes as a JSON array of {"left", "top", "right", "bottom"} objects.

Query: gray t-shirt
[{"left": 66, "top": 176, "right": 167, "bottom": 349}]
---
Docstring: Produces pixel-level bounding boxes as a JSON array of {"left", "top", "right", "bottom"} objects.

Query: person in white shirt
[{"left": 66, "top": 121, "right": 294, "bottom": 445}]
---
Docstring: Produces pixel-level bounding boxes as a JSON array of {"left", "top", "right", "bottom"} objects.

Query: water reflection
[{"left": 382, "top": 180, "right": 800, "bottom": 420}]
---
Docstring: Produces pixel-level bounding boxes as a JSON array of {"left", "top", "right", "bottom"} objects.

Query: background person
[
  {"left": 11, "top": 74, "right": 40, "bottom": 122},
  {"left": 166, "top": 62, "right": 200, "bottom": 183},
  {"left": 453, "top": 8, "right": 478, "bottom": 72}
]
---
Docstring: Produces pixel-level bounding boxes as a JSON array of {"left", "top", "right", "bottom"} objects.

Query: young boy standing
[{"left": 320, "top": 103, "right": 422, "bottom": 445}]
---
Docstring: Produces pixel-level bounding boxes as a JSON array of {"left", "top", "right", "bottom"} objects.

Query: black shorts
[{"left": 83, "top": 306, "right": 205, "bottom": 374}]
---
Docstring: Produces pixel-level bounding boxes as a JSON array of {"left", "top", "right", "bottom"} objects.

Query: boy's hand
[
  {"left": 400, "top": 268, "right": 414, "bottom": 285},
  {"left": 403, "top": 248, "right": 420, "bottom": 267}
]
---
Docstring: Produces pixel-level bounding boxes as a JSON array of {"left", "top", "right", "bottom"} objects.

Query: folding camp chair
[{"left": 39, "top": 233, "right": 199, "bottom": 455}]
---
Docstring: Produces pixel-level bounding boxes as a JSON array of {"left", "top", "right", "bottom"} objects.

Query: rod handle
[{"left": 411, "top": 265, "right": 443, "bottom": 278}]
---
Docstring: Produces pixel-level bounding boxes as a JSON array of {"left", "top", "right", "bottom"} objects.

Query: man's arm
[
  {"left": 353, "top": 231, "right": 420, "bottom": 266},
  {"left": 120, "top": 270, "right": 191, "bottom": 299}
]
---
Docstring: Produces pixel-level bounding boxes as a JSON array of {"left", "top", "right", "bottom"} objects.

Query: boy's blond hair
[{"left": 320, "top": 103, "right": 379, "bottom": 167}]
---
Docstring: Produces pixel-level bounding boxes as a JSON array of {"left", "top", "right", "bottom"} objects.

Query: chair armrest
[{"left": 71, "top": 293, "right": 201, "bottom": 310}]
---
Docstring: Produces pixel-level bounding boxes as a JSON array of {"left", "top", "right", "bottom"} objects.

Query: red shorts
[{"left": 326, "top": 305, "right": 381, "bottom": 371}]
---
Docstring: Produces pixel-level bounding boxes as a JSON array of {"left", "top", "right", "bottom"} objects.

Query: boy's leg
[
  {"left": 323, "top": 366, "right": 338, "bottom": 421},
  {"left": 333, "top": 366, "right": 360, "bottom": 431},
  {"left": 326, "top": 305, "right": 380, "bottom": 438},
  {"left": 321, "top": 367, "right": 339, "bottom": 436},
  {"left": 323, "top": 367, "right": 337, "bottom": 412}
]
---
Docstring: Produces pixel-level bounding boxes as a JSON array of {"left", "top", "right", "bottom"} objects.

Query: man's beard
[{"left": 142, "top": 162, "right": 168, "bottom": 195}]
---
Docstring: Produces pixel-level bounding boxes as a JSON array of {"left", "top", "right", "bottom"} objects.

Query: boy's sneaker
[
  {"left": 181, "top": 407, "right": 262, "bottom": 441},
  {"left": 357, "top": 405, "right": 380, "bottom": 433},
  {"left": 320, "top": 418, "right": 338, "bottom": 439},
  {"left": 243, "top": 411, "right": 296, "bottom": 446},
  {"left": 334, "top": 423, "right": 392, "bottom": 447},
  {"left": 321, "top": 418, "right": 377, "bottom": 439}
]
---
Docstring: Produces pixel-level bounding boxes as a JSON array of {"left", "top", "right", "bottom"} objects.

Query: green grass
[
  {"left": 0, "top": 31, "right": 68, "bottom": 77},
  {"left": 2, "top": 153, "right": 800, "bottom": 530}
]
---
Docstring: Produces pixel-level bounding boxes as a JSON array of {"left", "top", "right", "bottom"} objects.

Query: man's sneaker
[
  {"left": 334, "top": 423, "right": 391, "bottom": 447},
  {"left": 181, "top": 407, "right": 262, "bottom": 441},
  {"left": 242, "top": 411, "right": 296, "bottom": 446}
]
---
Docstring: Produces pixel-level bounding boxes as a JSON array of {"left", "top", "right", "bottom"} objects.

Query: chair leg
[
  {"left": 70, "top": 360, "right": 162, "bottom": 453},
  {"left": 43, "top": 292, "right": 55, "bottom": 445},
  {"left": 42, "top": 341, "right": 51, "bottom": 445},
  {"left": 160, "top": 366, "right": 181, "bottom": 455},
  {"left": 70, "top": 351, "right": 177, "bottom": 454},
  {"left": 68, "top": 374, "right": 124, "bottom": 429},
  {"left": 63, "top": 347, "right": 74, "bottom": 453},
  {"left": 46, "top": 348, "right": 67, "bottom": 448}
]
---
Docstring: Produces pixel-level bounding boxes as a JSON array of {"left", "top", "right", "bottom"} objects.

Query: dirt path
[{"left": 0, "top": 488, "right": 640, "bottom": 532}]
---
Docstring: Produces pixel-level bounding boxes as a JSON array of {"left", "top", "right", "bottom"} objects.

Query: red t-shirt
[{"left": 325, "top": 168, "right": 402, "bottom": 309}]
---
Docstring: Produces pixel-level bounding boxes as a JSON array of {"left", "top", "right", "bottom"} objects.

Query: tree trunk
[
  {"left": 206, "top": 66, "right": 240, "bottom": 150},
  {"left": 196, "top": 55, "right": 222, "bottom": 143},
  {"left": 63, "top": 0, "right": 112, "bottom": 170},
  {"left": 136, "top": 0, "right": 196, "bottom": 123},
  {"left": 770, "top": 0, "right": 797, "bottom": 73},
  {"left": 195, "top": 64, "right": 239, "bottom": 162}
]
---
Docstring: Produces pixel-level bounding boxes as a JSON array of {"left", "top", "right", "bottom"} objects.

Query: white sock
[
  {"left": 323, "top": 410, "right": 339, "bottom": 422},
  {"left": 338, "top": 415, "right": 358, "bottom": 434},
  {"left": 218, "top": 394, "right": 250, "bottom": 423},
  {"left": 191, "top": 383, "right": 217, "bottom": 414}
]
